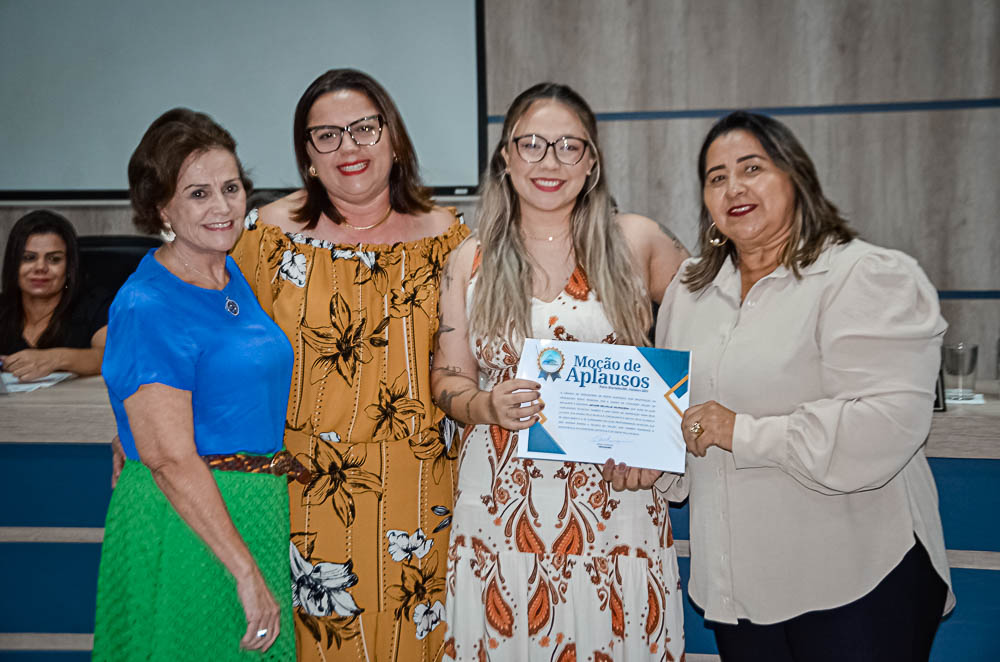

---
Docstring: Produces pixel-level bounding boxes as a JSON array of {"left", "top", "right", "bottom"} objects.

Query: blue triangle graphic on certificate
[
  {"left": 637, "top": 347, "right": 690, "bottom": 398},
  {"left": 526, "top": 422, "right": 567, "bottom": 454}
]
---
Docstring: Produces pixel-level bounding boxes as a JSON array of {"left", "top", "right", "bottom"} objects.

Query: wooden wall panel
[
  {"left": 569, "top": 110, "right": 1000, "bottom": 289},
  {"left": 483, "top": 0, "right": 998, "bottom": 380},
  {"left": 485, "top": 0, "right": 1000, "bottom": 114}
]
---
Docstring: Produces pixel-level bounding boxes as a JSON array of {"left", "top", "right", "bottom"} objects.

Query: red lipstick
[
  {"left": 531, "top": 178, "right": 564, "bottom": 192},
  {"left": 727, "top": 204, "right": 757, "bottom": 217},
  {"left": 337, "top": 160, "right": 369, "bottom": 176}
]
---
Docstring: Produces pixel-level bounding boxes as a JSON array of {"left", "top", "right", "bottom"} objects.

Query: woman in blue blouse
[{"left": 93, "top": 109, "right": 297, "bottom": 660}]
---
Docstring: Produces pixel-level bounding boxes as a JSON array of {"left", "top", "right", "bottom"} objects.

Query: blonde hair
[{"left": 470, "top": 84, "right": 651, "bottom": 346}]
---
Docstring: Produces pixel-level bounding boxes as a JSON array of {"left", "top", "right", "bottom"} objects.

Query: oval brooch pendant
[{"left": 225, "top": 297, "right": 240, "bottom": 316}]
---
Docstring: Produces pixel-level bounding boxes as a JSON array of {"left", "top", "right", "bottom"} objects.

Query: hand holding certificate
[{"left": 515, "top": 339, "right": 690, "bottom": 474}]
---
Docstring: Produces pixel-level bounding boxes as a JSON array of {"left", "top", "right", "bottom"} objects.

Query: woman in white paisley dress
[{"left": 432, "top": 83, "right": 689, "bottom": 662}]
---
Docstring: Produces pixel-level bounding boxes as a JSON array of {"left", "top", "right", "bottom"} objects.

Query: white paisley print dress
[{"left": 444, "top": 261, "right": 685, "bottom": 662}]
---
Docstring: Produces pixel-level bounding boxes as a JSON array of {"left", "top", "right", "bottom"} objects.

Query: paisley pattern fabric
[
  {"left": 232, "top": 209, "right": 470, "bottom": 662},
  {"left": 444, "top": 261, "right": 685, "bottom": 662}
]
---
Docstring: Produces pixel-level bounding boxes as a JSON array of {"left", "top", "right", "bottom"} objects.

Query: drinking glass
[{"left": 942, "top": 343, "right": 978, "bottom": 400}]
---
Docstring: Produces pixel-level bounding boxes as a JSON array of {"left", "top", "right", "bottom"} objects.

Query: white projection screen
[{"left": 0, "top": 0, "right": 484, "bottom": 197}]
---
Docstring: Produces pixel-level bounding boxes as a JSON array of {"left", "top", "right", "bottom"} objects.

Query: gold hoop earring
[
  {"left": 708, "top": 222, "right": 729, "bottom": 247},
  {"left": 309, "top": 165, "right": 318, "bottom": 177}
]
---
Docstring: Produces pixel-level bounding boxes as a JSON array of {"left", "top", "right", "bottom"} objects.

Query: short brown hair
[
  {"left": 292, "top": 69, "right": 432, "bottom": 230},
  {"left": 127, "top": 108, "right": 252, "bottom": 234},
  {"left": 683, "top": 111, "right": 857, "bottom": 292}
]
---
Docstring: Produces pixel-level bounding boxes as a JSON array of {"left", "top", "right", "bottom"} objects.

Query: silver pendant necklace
[{"left": 172, "top": 250, "right": 239, "bottom": 316}]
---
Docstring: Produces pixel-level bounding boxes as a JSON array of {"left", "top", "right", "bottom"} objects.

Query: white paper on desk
[
  {"left": 515, "top": 339, "right": 689, "bottom": 473},
  {"left": 0, "top": 371, "right": 74, "bottom": 393}
]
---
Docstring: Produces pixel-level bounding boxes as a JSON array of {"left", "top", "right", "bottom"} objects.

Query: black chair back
[{"left": 78, "top": 235, "right": 162, "bottom": 296}]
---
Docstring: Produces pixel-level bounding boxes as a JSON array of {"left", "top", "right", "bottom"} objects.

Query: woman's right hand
[
  {"left": 110, "top": 435, "right": 125, "bottom": 488},
  {"left": 487, "top": 378, "right": 543, "bottom": 430},
  {"left": 123, "top": 383, "right": 282, "bottom": 651},
  {"left": 600, "top": 459, "right": 663, "bottom": 491},
  {"left": 236, "top": 569, "right": 281, "bottom": 651}
]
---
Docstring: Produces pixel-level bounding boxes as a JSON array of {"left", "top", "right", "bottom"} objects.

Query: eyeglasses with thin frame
[
  {"left": 306, "top": 115, "right": 385, "bottom": 153},
  {"left": 511, "top": 134, "right": 590, "bottom": 165}
]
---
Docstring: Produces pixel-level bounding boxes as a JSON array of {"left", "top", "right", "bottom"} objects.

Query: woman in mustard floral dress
[
  {"left": 432, "top": 84, "right": 688, "bottom": 661},
  {"left": 232, "top": 69, "right": 468, "bottom": 662}
]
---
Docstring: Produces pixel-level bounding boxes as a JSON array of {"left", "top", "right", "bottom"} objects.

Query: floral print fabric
[
  {"left": 232, "top": 210, "right": 469, "bottom": 662},
  {"left": 444, "top": 265, "right": 685, "bottom": 662}
]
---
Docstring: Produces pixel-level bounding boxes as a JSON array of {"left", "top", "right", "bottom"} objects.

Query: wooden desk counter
[
  {"left": 1, "top": 376, "right": 116, "bottom": 444},
  {"left": 2, "top": 377, "right": 997, "bottom": 456},
  {"left": 926, "top": 380, "right": 1000, "bottom": 460}
]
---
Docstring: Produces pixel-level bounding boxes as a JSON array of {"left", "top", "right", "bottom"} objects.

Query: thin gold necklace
[
  {"left": 523, "top": 227, "right": 571, "bottom": 242},
  {"left": 344, "top": 205, "right": 393, "bottom": 231}
]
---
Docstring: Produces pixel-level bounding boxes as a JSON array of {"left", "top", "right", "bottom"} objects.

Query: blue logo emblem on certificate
[
  {"left": 537, "top": 347, "right": 565, "bottom": 381},
  {"left": 516, "top": 338, "right": 690, "bottom": 474}
]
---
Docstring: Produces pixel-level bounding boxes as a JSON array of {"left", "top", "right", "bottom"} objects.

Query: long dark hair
[
  {"left": 0, "top": 210, "right": 81, "bottom": 348},
  {"left": 683, "top": 111, "right": 857, "bottom": 292},
  {"left": 292, "top": 69, "right": 432, "bottom": 229}
]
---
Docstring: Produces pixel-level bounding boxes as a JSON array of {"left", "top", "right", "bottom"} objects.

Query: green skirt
[{"left": 93, "top": 461, "right": 295, "bottom": 661}]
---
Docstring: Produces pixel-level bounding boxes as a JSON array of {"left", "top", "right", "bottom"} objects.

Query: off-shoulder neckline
[{"left": 244, "top": 208, "right": 466, "bottom": 254}]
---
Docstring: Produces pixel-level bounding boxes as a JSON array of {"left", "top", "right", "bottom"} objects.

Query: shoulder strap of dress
[{"left": 471, "top": 244, "right": 482, "bottom": 279}]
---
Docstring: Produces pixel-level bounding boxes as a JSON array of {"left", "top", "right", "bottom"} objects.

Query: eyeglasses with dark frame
[
  {"left": 306, "top": 115, "right": 385, "bottom": 153},
  {"left": 511, "top": 134, "right": 590, "bottom": 165}
]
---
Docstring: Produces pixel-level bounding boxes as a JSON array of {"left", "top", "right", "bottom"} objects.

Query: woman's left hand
[
  {"left": 0, "top": 349, "right": 60, "bottom": 381},
  {"left": 681, "top": 401, "right": 737, "bottom": 456}
]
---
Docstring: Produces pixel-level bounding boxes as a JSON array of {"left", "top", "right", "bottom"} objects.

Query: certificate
[{"left": 515, "top": 339, "right": 690, "bottom": 473}]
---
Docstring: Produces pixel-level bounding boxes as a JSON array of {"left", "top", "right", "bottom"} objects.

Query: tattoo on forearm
[
  {"left": 465, "top": 391, "right": 477, "bottom": 423},
  {"left": 432, "top": 364, "right": 464, "bottom": 376},
  {"left": 437, "top": 388, "right": 460, "bottom": 413},
  {"left": 437, "top": 385, "right": 475, "bottom": 420},
  {"left": 433, "top": 323, "right": 456, "bottom": 350}
]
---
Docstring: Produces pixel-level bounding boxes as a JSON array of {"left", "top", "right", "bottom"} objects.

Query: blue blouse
[{"left": 102, "top": 251, "right": 293, "bottom": 460}]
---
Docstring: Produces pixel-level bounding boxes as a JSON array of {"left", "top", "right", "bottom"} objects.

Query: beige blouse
[{"left": 656, "top": 239, "right": 954, "bottom": 625}]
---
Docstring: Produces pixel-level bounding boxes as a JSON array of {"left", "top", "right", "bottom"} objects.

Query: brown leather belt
[{"left": 201, "top": 450, "right": 312, "bottom": 485}]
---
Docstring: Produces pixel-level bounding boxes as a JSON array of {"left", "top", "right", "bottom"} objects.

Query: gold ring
[{"left": 689, "top": 421, "right": 704, "bottom": 438}]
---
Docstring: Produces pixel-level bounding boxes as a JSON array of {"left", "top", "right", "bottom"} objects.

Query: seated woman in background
[
  {"left": 0, "top": 210, "right": 109, "bottom": 380},
  {"left": 93, "top": 108, "right": 297, "bottom": 660}
]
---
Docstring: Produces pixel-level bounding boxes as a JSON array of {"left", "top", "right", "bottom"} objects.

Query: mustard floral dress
[
  {"left": 444, "top": 254, "right": 685, "bottom": 662},
  {"left": 232, "top": 209, "right": 469, "bottom": 662}
]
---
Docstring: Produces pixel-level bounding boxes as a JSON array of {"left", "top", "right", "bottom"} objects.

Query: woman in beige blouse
[{"left": 609, "top": 111, "right": 952, "bottom": 661}]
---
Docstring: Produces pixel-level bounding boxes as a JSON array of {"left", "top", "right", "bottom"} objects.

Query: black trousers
[{"left": 711, "top": 540, "right": 948, "bottom": 662}]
